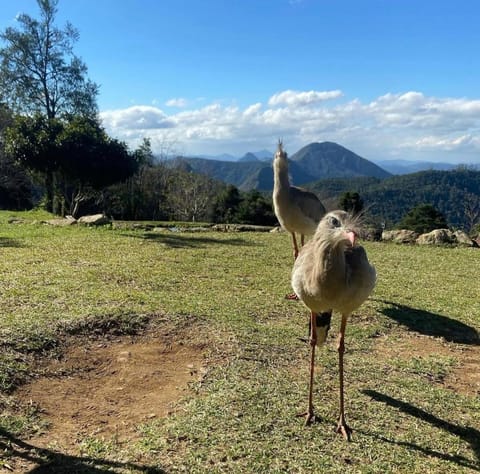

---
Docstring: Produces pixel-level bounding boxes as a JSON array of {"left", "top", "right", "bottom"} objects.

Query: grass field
[{"left": 0, "top": 210, "right": 479, "bottom": 473}]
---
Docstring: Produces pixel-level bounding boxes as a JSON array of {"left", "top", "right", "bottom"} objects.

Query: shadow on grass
[
  {"left": 132, "top": 232, "right": 255, "bottom": 249},
  {"left": 0, "top": 237, "right": 24, "bottom": 248},
  {"left": 376, "top": 299, "right": 479, "bottom": 345},
  {"left": 362, "top": 390, "right": 480, "bottom": 471},
  {"left": 0, "top": 428, "right": 166, "bottom": 473}
]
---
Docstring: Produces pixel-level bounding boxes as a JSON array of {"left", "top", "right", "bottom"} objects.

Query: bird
[
  {"left": 291, "top": 210, "right": 376, "bottom": 441},
  {"left": 273, "top": 140, "right": 326, "bottom": 260},
  {"left": 272, "top": 140, "right": 327, "bottom": 299}
]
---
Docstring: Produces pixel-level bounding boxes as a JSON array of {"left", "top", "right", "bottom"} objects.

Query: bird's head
[
  {"left": 274, "top": 140, "right": 288, "bottom": 163},
  {"left": 315, "top": 210, "right": 359, "bottom": 248}
]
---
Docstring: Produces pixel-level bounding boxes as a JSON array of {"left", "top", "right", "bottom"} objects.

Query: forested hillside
[{"left": 308, "top": 168, "right": 480, "bottom": 230}]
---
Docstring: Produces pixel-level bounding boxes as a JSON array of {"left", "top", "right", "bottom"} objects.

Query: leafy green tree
[
  {"left": 0, "top": 104, "right": 34, "bottom": 209},
  {"left": 339, "top": 191, "right": 364, "bottom": 215},
  {"left": 0, "top": 0, "right": 98, "bottom": 119},
  {"left": 235, "top": 190, "right": 276, "bottom": 226},
  {"left": 4, "top": 115, "right": 138, "bottom": 216},
  {"left": 106, "top": 139, "right": 173, "bottom": 221},
  {"left": 398, "top": 203, "right": 448, "bottom": 234},
  {"left": 3, "top": 113, "right": 62, "bottom": 211},
  {"left": 56, "top": 117, "right": 139, "bottom": 216},
  {"left": 211, "top": 185, "right": 242, "bottom": 223}
]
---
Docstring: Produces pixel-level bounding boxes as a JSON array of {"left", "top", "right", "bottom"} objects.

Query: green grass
[{"left": 0, "top": 210, "right": 479, "bottom": 473}]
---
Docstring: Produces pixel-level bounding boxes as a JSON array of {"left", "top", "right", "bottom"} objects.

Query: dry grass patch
[{"left": 375, "top": 332, "right": 480, "bottom": 396}]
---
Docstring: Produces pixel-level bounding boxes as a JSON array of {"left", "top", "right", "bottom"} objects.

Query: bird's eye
[{"left": 329, "top": 216, "right": 341, "bottom": 228}]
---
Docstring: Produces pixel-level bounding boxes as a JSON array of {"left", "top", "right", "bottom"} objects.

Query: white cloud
[
  {"left": 100, "top": 105, "right": 174, "bottom": 130},
  {"left": 165, "top": 97, "right": 188, "bottom": 108},
  {"left": 268, "top": 89, "right": 343, "bottom": 107},
  {"left": 99, "top": 89, "right": 480, "bottom": 163}
]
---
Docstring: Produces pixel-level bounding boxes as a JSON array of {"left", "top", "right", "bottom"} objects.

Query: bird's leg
[
  {"left": 300, "top": 234, "right": 305, "bottom": 248},
  {"left": 285, "top": 233, "right": 300, "bottom": 300},
  {"left": 336, "top": 314, "right": 352, "bottom": 441},
  {"left": 302, "top": 311, "right": 317, "bottom": 425},
  {"left": 291, "top": 232, "right": 299, "bottom": 259}
]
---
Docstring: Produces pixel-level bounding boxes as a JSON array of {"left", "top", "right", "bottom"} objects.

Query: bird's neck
[
  {"left": 273, "top": 160, "right": 290, "bottom": 194},
  {"left": 311, "top": 238, "right": 348, "bottom": 288}
]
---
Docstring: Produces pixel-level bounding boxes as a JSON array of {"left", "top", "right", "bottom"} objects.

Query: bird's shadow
[
  {"left": 126, "top": 231, "right": 256, "bottom": 249},
  {"left": 0, "top": 236, "right": 24, "bottom": 248},
  {"left": 375, "top": 299, "right": 479, "bottom": 345},
  {"left": 0, "top": 427, "right": 166, "bottom": 473},
  {"left": 361, "top": 390, "right": 480, "bottom": 471}
]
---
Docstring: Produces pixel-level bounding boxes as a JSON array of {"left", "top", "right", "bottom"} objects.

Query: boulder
[
  {"left": 45, "top": 216, "right": 77, "bottom": 226},
  {"left": 382, "top": 229, "right": 418, "bottom": 244},
  {"left": 453, "top": 230, "right": 478, "bottom": 247},
  {"left": 363, "top": 227, "right": 383, "bottom": 241},
  {"left": 416, "top": 229, "right": 455, "bottom": 245},
  {"left": 77, "top": 213, "right": 111, "bottom": 226}
]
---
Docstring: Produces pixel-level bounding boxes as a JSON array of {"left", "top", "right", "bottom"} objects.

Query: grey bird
[
  {"left": 272, "top": 140, "right": 326, "bottom": 260},
  {"left": 272, "top": 140, "right": 327, "bottom": 300},
  {"left": 291, "top": 210, "right": 376, "bottom": 440}
]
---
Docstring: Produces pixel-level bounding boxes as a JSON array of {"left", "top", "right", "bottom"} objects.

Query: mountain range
[
  {"left": 191, "top": 146, "right": 470, "bottom": 176},
  {"left": 174, "top": 141, "right": 479, "bottom": 230},
  {"left": 177, "top": 142, "right": 391, "bottom": 191}
]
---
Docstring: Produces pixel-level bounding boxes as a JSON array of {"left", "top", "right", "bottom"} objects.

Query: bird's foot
[
  {"left": 296, "top": 410, "right": 316, "bottom": 426},
  {"left": 285, "top": 292, "right": 299, "bottom": 300},
  {"left": 336, "top": 419, "right": 352, "bottom": 441}
]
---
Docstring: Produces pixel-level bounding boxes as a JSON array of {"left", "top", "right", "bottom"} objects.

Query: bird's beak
[{"left": 346, "top": 231, "right": 357, "bottom": 246}]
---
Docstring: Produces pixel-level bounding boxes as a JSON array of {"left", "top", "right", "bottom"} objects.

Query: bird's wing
[{"left": 290, "top": 186, "right": 326, "bottom": 222}]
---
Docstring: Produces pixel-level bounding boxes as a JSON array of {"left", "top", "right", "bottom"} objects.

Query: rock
[
  {"left": 416, "top": 229, "right": 455, "bottom": 245},
  {"left": 212, "top": 224, "right": 274, "bottom": 232},
  {"left": 363, "top": 227, "right": 383, "bottom": 241},
  {"left": 77, "top": 213, "right": 111, "bottom": 226},
  {"left": 44, "top": 216, "right": 77, "bottom": 226},
  {"left": 453, "top": 230, "right": 478, "bottom": 247},
  {"left": 382, "top": 229, "right": 418, "bottom": 244}
]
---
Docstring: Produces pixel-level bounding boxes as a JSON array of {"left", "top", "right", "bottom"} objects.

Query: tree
[
  {"left": 0, "top": 104, "right": 34, "bottom": 209},
  {"left": 398, "top": 203, "right": 448, "bottom": 234},
  {"left": 339, "top": 191, "right": 364, "bottom": 215},
  {"left": 4, "top": 115, "right": 139, "bottom": 216},
  {"left": 463, "top": 192, "right": 480, "bottom": 234},
  {"left": 211, "top": 185, "right": 242, "bottom": 223},
  {"left": 106, "top": 139, "right": 171, "bottom": 221},
  {"left": 235, "top": 190, "right": 276, "bottom": 226},
  {"left": 0, "top": 0, "right": 98, "bottom": 119},
  {"left": 3, "top": 113, "right": 62, "bottom": 211},
  {"left": 57, "top": 117, "right": 139, "bottom": 216},
  {"left": 167, "top": 169, "right": 222, "bottom": 222}
]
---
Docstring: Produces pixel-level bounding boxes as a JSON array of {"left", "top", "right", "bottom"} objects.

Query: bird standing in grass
[
  {"left": 272, "top": 141, "right": 326, "bottom": 261},
  {"left": 291, "top": 210, "right": 376, "bottom": 440},
  {"left": 272, "top": 141, "right": 327, "bottom": 300}
]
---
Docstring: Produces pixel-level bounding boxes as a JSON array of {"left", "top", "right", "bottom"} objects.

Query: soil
[
  {"left": 375, "top": 333, "right": 480, "bottom": 396},
  {"left": 9, "top": 329, "right": 207, "bottom": 467},
  {"left": 1, "top": 328, "right": 477, "bottom": 472}
]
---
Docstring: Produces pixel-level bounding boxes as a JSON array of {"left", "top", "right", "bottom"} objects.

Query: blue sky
[{"left": 2, "top": 0, "right": 480, "bottom": 163}]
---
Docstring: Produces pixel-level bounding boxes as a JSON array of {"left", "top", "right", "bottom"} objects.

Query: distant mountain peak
[
  {"left": 290, "top": 142, "right": 391, "bottom": 179},
  {"left": 238, "top": 152, "right": 260, "bottom": 162},
  {"left": 174, "top": 142, "right": 391, "bottom": 191}
]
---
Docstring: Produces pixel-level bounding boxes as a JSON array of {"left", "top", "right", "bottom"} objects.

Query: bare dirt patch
[
  {"left": 15, "top": 331, "right": 207, "bottom": 451},
  {"left": 375, "top": 332, "right": 480, "bottom": 396}
]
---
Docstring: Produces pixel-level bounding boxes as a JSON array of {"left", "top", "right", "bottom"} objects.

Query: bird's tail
[{"left": 313, "top": 311, "right": 332, "bottom": 346}]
